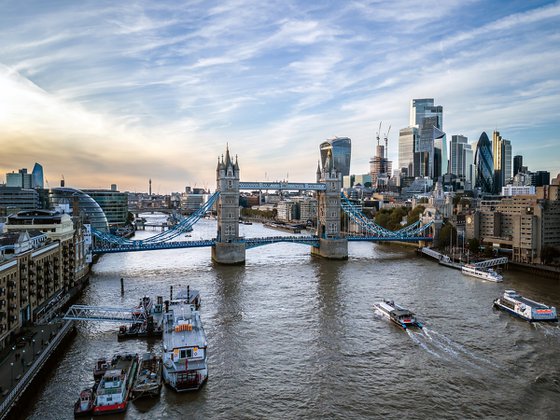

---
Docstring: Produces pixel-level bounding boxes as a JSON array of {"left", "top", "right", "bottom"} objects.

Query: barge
[
  {"left": 374, "top": 300, "right": 423, "bottom": 329},
  {"left": 493, "top": 290, "right": 558, "bottom": 322},
  {"left": 131, "top": 353, "right": 163, "bottom": 399},
  {"left": 162, "top": 290, "right": 208, "bottom": 392}
]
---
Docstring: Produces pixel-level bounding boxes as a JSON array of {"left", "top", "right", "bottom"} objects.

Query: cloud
[{"left": 0, "top": 0, "right": 559, "bottom": 191}]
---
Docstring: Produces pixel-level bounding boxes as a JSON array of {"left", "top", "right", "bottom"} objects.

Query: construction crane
[
  {"left": 384, "top": 125, "right": 391, "bottom": 159},
  {"left": 376, "top": 121, "right": 382, "bottom": 146}
]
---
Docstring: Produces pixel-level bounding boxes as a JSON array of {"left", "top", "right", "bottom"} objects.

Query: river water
[{"left": 25, "top": 217, "right": 560, "bottom": 419}]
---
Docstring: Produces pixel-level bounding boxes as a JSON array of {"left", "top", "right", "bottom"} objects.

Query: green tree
[
  {"left": 407, "top": 205, "right": 425, "bottom": 226},
  {"left": 541, "top": 245, "right": 558, "bottom": 265},
  {"left": 438, "top": 223, "right": 457, "bottom": 249},
  {"left": 467, "top": 238, "right": 480, "bottom": 253}
]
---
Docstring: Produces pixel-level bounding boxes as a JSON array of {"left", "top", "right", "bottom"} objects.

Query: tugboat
[
  {"left": 93, "top": 353, "right": 139, "bottom": 415},
  {"left": 374, "top": 300, "right": 423, "bottom": 330},
  {"left": 74, "top": 387, "right": 95, "bottom": 417},
  {"left": 162, "top": 289, "right": 208, "bottom": 392},
  {"left": 131, "top": 353, "right": 163, "bottom": 399},
  {"left": 461, "top": 264, "right": 503, "bottom": 282},
  {"left": 493, "top": 290, "right": 558, "bottom": 322}
]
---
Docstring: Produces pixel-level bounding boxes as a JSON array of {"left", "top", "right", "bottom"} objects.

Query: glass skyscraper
[
  {"left": 398, "top": 127, "right": 416, "bottom": 176},
  {"left": 32, "top": 163, "right": 44, "bottom": 189},
  {"left": 320, "top": 137, "right": 351, "bottom": 177},
  {"left": 475, "top": 132, "right": 494, "bottom": 193}
]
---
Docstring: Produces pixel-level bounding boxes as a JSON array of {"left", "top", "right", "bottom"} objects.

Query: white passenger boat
[
  {"left": 461, "top": 264, "right": 503, "bottom": 282},
  {"left": 374, "top": 300, "right": 423, "bottom": 329},
  {"left": 162, "top": 290, "right": 208, "bottom": 392},
  {"left": 493, "top": 290, "right": 558, "bottom": 322}
]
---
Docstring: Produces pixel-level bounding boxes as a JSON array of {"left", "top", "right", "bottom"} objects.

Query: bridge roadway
[{"left": 93, "top": 235, "right": 433, "bottom": 254}]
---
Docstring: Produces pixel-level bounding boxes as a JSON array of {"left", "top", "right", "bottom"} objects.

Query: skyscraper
[
  {"left": 410, "top": 98, "right": 443, "bottom": 129},
  {"left": 414, "top": 115, "right": 446, "bottom": 179},
  {"left": 320, "top": 137, "right": 351, "bottom": 177},
  {"left": 492, "top": 131, "right": 512, "bottom": 193},
  {"left": 513, "top": 155, "right": 523, "bottom": 176},
  {"left": 398, "top": 126, "right": 417, "bottom": 176},
  {"left": 450, "top": 135, "right": 468, "bottom": 176},
  {"left": 402, "top": 98, "right": 445, "bottom": 180},
  {"left": 475, "top": 132, "right": 494, "bottom": 193},
  {"left": 32, "top": 163, "right": 44, "bottom": 189}
]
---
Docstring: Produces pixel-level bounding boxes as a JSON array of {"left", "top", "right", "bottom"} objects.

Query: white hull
[{"left": 462, "top": 266, "right": 503, "bottom": 282}]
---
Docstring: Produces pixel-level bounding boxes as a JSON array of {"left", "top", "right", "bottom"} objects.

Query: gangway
[
  {"left": 63, "top": 305, "right": 147, "bottom": 323},
  {"left": 421, "top": 247, "right": 449, "bottom": 261},
  {"left": 473, "top": 257, "right": 508, "bottom": 269}
]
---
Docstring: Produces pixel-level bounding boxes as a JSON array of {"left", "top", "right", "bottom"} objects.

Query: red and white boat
[
  {"left": 74, "top": 387, "right": 95, "bottom": 417},
  {"left": 93, "top": 353, "right": 139, "bottom": 415}
]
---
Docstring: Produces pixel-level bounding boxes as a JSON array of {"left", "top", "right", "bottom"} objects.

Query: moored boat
[
  {"left": 93, "top": 357, "right": 110, "bottom": 381},
  {"left": 74, "top": 387, "right": 95, "bottom": 417},
  {"left": 162, "top": 290, "right": 208, "bottom": 392},
  {"left": 93, "top": 353, "right": 139, "bottom": 415},
  {"left": 374, "top": 300, "right": 423, "bottom": 329},
  {"left": 131, "top": 353, "right": 163, "bottom": 399},
  {"left": 461, "top": 264, "right": 503, "bottom": 282},
  {"left": 493, "top": 290, "right": 558, "bottom": 322}
]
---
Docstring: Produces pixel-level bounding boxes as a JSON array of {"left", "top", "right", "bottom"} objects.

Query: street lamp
[
  {"left": 22, "top": 350, "right": 25, "bottom": 370},
  {"left": 32, "top": 339, "right": 35, "bottom": 357},
  {"left": 10, "top": 362, "right": 14, "bottom": 386}
]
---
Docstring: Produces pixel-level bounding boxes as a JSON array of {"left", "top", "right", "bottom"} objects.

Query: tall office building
[
  {"left": 32, "top": 163, "right": 44, "bottom": 189},
  {"left": 492, "top": 131, "right": 512, "bottom": 193},
  {"left": 398, "top": 126, "right": 417, "bottom": 176},
  {"left": 513, "top": 155, "right": 523, "bottom": 177},
  {"left": 450, "top": 135, "right": 468, "bottom": 176},
  {"left": 6, "top": 168, "right": 33, "bottom": 188},
  {"left": 402, "top": 98, "right": 445, "bottom": 179},
  {"left": 320, "top": 137, "right": 351, "bottom": 177},
  {"left": 475, "top": 132, "right": 494, "bottom": 193},
  {"left": 410, "top": 98, "right": 443, "bottom": 129},
  {"left": 414, "top": 116, "right": 446, "bottom": 179}
]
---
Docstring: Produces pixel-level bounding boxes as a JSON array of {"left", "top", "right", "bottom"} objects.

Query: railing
[
  {"left": 63, "top": 305, "right": 147, "bottom": 323},
  {"left": 0, "top": 321, "right": 74, "bottom": 419}
]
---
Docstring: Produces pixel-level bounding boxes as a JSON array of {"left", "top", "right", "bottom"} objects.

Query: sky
[{"left": 0, "top": 0, "right": 559, "bottom": 193}]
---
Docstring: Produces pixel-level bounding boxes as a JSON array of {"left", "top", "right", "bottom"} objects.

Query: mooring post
[
  {"left": 170, "top": 285, "right": 173, "bottom": 301},
  {"left": 120, "top": 277, "right": 124, "bottom": 294}
]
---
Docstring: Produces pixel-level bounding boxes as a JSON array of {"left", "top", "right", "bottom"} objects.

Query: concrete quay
[{"left": 0, "top": 320, "right": 75, "bottom": 420}]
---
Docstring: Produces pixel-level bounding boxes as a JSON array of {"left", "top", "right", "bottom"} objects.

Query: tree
[
  {"left": 541, "top": 246, "right": 558, "bottom": 265},
  {"left": 438, "top": 223, "right": 457, "bottom": 250},
  {"left": 467, "top": 238, "right": 480, "bottom": 253},
  {"left": 407, "top": 205, "right": 425, "bottom": 226}
]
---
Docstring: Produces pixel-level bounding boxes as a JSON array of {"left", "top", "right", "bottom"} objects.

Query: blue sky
[{"left": 0, "top": 0, "right": 559, "bottom": 193}]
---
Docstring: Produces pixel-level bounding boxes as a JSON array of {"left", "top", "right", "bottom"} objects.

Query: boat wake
[
  {"left": 533, "top": 322, "right": 560, "bottom": 339},
  {"left": 406, "top": 327, "right": 502, "bottom": 373}
]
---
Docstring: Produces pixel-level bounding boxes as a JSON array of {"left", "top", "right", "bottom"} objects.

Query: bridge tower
[
  {"left": 312, "top": 150, "right": 348, "bottom": 259},
  {"left": 212, "top": 146, "right": 245, "bottom": 264}
]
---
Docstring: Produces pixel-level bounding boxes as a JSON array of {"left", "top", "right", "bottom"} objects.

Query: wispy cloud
[{"left": 0, "top": 0, "right": 559, "bottom": 191}]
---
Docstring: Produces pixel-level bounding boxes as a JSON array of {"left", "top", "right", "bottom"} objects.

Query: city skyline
[{"left": 1, "top": 0, "right": 559, "bottom": 193}]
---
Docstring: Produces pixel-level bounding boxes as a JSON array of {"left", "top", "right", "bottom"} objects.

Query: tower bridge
[{"left": 91, "top": 146, "right": 434, "bottom": 262}]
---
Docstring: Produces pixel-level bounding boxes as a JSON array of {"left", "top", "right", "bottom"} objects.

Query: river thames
[{"left": 25, "top": 217, "right": 560, "bottom": 419}]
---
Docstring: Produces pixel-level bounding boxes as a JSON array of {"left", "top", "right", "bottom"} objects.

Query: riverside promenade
[{"left": 0, "top": 320, "right": 75, "bottom": 420}]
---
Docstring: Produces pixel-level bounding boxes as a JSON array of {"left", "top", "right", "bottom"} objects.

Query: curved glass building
[
  {"left": 475, "top": 132, "right": 494, "bottom": 194},
  {"left": 50, "top": 187, "right": 109, "bottom": 232},
  {"left": 320, "top": 137, "right": 351, "bottom": 176}
]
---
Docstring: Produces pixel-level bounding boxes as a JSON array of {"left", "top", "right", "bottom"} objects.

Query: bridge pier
[
  {"left": 311, "top": 238, "right": 348, "bottom": 260},
  {"left": 211, "top": 242, "right": 246, "bottom": 265}
]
